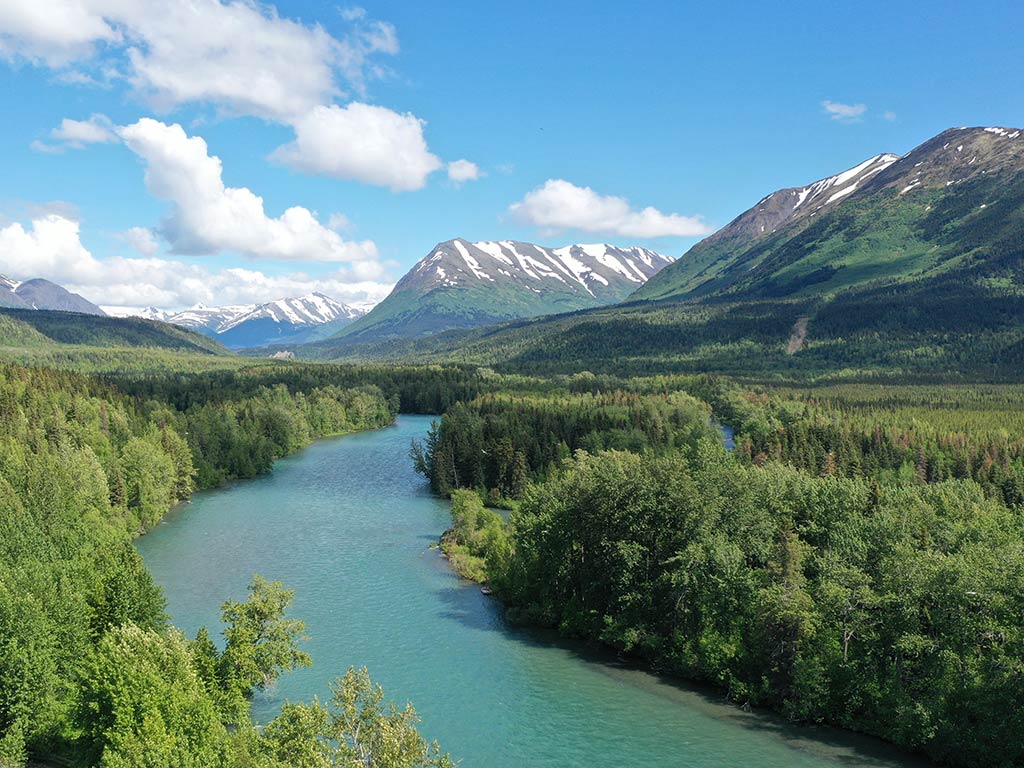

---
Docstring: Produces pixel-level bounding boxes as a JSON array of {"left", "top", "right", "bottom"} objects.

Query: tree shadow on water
[{"left": 431, "top": 580, "right": 934, "bottom": 768}]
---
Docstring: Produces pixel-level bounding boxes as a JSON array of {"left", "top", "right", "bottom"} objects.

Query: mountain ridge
[
  {"left": 635, "top": 125, "right": 1024, "bottom": 302},
  {"left": 0, "top": 274, "right": 106, "bottom": 315},
  {"left": 330, "top": 238, "right": 673, "bottom": 343}
]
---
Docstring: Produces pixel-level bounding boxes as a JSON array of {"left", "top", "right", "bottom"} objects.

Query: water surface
[{"left": 138, "top": 415, "right": 928, "bottom": 768}]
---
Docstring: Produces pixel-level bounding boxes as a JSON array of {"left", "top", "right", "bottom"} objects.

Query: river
[{"left": 137, "top": 415, "right": 928, "bottom": 768}]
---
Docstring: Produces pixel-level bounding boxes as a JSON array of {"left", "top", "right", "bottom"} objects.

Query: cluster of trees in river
[{"left": 0, "top": 362, "right": 453, "bottom": 766}]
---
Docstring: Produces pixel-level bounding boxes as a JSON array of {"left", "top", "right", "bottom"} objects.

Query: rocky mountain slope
[{"left": 330, "top": 238, "right": 673, "bottom": 343}]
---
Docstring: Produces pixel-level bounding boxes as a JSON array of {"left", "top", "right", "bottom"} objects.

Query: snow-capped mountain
[
  {"left": 636, "top": 125, "right": 1024, "bottom": 302},
  {"left": 405, "top": 239, "right": 672, "bottom": 298},
  {"left": 213, "top": 294, "right": 366, "bottom": 348},
  {"left": 332, "top": 239, "right": 674, "bottom": 343},
  {"left": 218, "top": 294, "right": 364, "bottom": 333},
  {"left": 157, "top": 293, "right": 365, "bottom": 349},
  {"left": 168, "top": 304, "right": 256, "bottom": 334},
  {"left": 0, "top": 274, "right": 105, "bottom": 314}
]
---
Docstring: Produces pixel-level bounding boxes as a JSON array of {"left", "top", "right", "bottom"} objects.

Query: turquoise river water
[{"left": 137, "top": 415, "right": 930, "bottom": 768}]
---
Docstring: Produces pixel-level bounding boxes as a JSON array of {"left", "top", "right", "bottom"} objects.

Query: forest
[
  {"left": 2, "top": 353, "right": 1023, "bottom": 767},
  {"left": 417, "top": 376, "right": 1024, "bottom": 768},
  {"left": 0, "top": 361, "right": 453, "bottom": 766}
]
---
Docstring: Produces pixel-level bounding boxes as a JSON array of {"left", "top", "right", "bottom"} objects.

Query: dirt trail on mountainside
[{"left": 788, "top": 316, "right": 809, "bottom": 354}]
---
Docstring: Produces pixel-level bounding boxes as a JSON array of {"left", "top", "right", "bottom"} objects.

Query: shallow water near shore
[{"left": 137, "top": 415, "right": 930, "bottom": 768}]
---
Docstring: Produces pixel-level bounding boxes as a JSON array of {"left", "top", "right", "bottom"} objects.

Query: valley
[{"left": 0, "top": 10, "right": 1021, "bottom": 763}]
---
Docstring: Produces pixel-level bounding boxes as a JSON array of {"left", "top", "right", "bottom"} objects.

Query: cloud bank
[
  {"left": 510, "top": 179, "right": 711, "bottom": 239},
  {"left": 0, "top": 213, "right": 392, "bottom": 310}
]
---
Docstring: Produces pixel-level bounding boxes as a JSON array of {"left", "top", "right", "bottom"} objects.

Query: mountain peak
[
  {"left": 333, "top": 238, "right": 674, "bottom": 344},
  {"left": 635, "top": 124, "right": 1024, "bottom": 303}
]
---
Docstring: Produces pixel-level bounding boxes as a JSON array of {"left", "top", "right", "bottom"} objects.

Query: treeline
[
  {"left": 111, "top": 363, "right": 496, "bottom": 414},
  {"left": 412, "top": 389, "right": 718, "bottom": 499},
  {"left": 712, "top": 383, "right": 1024, "bottom": 508},
  {"left": 0, "top": 362, "right": 404, "bottom": 764}
]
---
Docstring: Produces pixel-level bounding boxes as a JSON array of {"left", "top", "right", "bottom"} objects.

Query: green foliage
[
  {"left": 0, "top": 307, "right": 229, "bottom": 355},
  {"left": 489, "top": 447, "right": 1024, "bottom": 767},
  {"left": 413, "top": 388, "right": 716, "bottom": 496},
  {"left": 258, "top": 667, "right": 454, "bottom": 768},
  {"left": 215, "top": 577, "right": 312, "bottom": 721},
  {"left": 76, "top": 625, "right": 228, "bottom": 768},
  {"left": 440, "top": 490, "right": 510, "bottom": 583},
  {"left": 0, "top": 361, "right": 398, "bottom": 763}
]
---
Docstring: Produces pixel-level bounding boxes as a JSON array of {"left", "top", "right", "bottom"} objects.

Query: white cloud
[
  {"left": 31, "top": 113, "right": 121, "bottom": 153},
  {"left": 118, "top": 118, "right": 380, "bottom": 263},
  {"left": 271, "top": 103, "right": 442, "bottom": 192},
  {"left": 0, "top": 0, "right": 120, "bottom": 66},
  {"left": 52, "top": 113, "right": 118, "bottom": 145},
  {"left": 822, "top": 100, "right": 867, "bottom": 123},
  {"left": 0, "top": 213, "right": 393, "bottom": 310},
  {"left": 447, "top": 159, "right": 481, "bottom": 185},
  {"left": 5, "top": 3, "right": 458, "bottom": 192},
  {"left": 0, "top": 0, "right": 399, "bottom": 120},
  {"left": 116, "top": 226, "right": 161, "bottom": 256},
  {"left": 883, "top": 110, "right": 898, "bottom": 122},
  {"left": 509, "top": 179, "right": 711, "bottom": 239}
]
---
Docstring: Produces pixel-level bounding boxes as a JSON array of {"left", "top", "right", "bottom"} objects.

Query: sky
[{"left": 0, "top": 0, "right": 1022, "bottom": 312}]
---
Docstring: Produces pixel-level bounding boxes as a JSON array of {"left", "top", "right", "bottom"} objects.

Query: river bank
[{"left": 137, "top": 415, "right": 931, "bottom": 768}]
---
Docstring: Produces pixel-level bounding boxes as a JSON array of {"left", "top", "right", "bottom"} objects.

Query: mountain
[
  {"left": 214, "top": 294, "right": 365, "bottom": 348},
  {"left": 0, "top": 307, "right": 229, "bottom": 355},
  {"left": 0, "top": 275, "right": 105, "bottom": 314},
  {"left": 102, "top": 306, "right": 176, "bottom": 323},
  {"left": 635, "top": 126, "right": 1024, "bottom": 301},
  {"left": 330, "top": 238, "right": 673, "bottom": 343},
  {"left": 168, "top": 303, "right": 255, "bottom": 335},
  {"left": 0, "top": 276, "right": 28, "bottom": 308},
  {"left": 13, "top": 278, "right": 106, "bottom": 315},
  {"left": 301, "top": 126, "right": 1024, "bottom": 380},
  {"left": 164, "top": 293, "right": 364, "bottom": 349}
]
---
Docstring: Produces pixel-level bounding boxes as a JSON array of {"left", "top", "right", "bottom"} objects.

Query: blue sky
[{"left": 0, "top": 0, "right": 1021, "bottom": 311}]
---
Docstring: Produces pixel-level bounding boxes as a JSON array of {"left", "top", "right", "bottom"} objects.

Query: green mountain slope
[
  {"left": 0, "top": 307, "right": 231, "bottom": 354},
  {"left": 636, "top": 126, "right": 1024, "bottom": 302}
]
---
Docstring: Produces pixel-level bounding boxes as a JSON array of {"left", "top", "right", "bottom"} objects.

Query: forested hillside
[
  {"left": 0, "top": 307, "right": 229, "bottom": 355},
  {"left": 295, "top": 126, "right": 1024, "bottom": 382}
]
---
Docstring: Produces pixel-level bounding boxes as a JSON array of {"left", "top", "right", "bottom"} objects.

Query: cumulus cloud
[
  {"left": 447, "top": 159, "right": 481, "bottom": 185},
  {"left": 271, "top": 103, "right": 442, "bottom": 191},
  {"left": 32, "top": 113, "right": 119, "bottom": 152},
  {"left": 509, "top": 179, "right": 711, "bottom": 239},
  {"left": 52, "top": 113, "right": 118, "bottom": 144},
  {"left": 0, "top": 213, "right": 393, "bottom": 310},
  {"left": 116, "top": 226, "right": 161, "bottom": 256},
  {"left": 0, "top": 0, "right": 399, "bottom": 120},
  {"left": 118, "top": 118, "right": 380, "bottom": 262},
  {"left": 822, "top": 100, "right": 867, "bottom": 123}
]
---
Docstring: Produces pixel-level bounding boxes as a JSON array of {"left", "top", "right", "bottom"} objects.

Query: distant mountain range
[
  {"left": 329, "top": 238, "right": 673, "bottom": 343},
  {"left": 140, "top": 293, "right": 366, "bottom": 349},
  {"left": 1, "top": 275, "right": 106, "bottom": 315}
]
